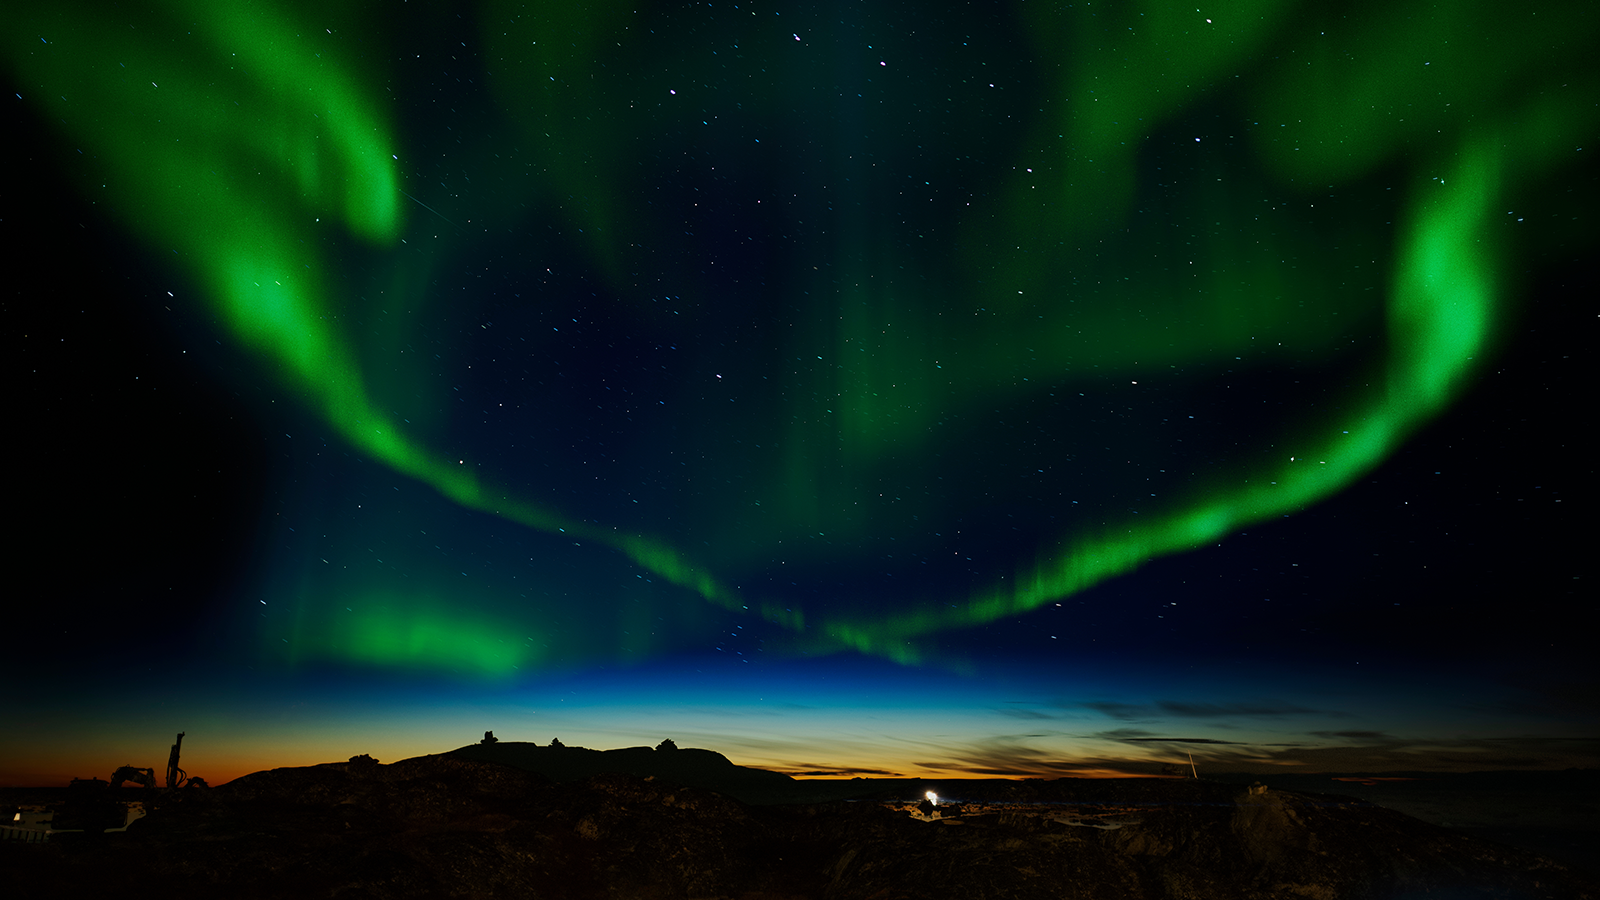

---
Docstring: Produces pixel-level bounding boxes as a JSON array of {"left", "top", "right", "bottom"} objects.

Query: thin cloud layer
[
  {"left": 1075, "top": 700, "right": 1338, "bottom": 721},
  {"left": 919, "top": 732, "right": 1600, "bottom": 779}
]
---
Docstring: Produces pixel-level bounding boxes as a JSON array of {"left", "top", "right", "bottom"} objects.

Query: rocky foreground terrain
[{"left": 4, "top": 753, "right": 1594, "bottom": 899}]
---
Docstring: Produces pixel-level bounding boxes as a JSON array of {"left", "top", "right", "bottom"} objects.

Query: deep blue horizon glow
[
  {"left": 4, "top": 0, "right": 1593, "bottom": 785},
  {"left": 4, "top": 654, "right": 1593, "bottom": 786}
]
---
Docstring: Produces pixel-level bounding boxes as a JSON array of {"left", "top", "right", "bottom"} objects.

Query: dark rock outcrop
[
  {"left": 447, "top": 741, "right": 797, "bottom": 804},
  {"left": 3, "top": 755, "right": 1593, "bottom": 899}
]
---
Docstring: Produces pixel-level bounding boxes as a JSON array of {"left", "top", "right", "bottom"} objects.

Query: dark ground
[
  {"left": 4, "top": 754, "right": 1595, "bottom": 899},
  {"left": 450, "top": 742, "right": 1600, "bottom": 876},
  {"left": 1201, "top": 770, "right": 1600, "bottom": 879}
]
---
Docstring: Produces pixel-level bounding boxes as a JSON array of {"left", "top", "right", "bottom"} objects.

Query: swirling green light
[
  {"left": 297, "top": 594, "right": 539, "bottom": 679},
  {"left": 805, "top": 0, "right": 1596, "bottom": 659},
  {"left": 819, "top": 139, "right": 1506, "bottom": 661},
  {"left": 3, "top": 0, "right": 754, "bottom": 650},
  {"left": 9, "top": 0, "right": 1591, "bottom": 673}
]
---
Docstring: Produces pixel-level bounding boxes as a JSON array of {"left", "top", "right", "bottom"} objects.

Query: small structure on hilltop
[
  {"left": 656, "top": 738, "right": 678, "bottom": 751},
  {"left": 481, "top": 731, "right": 499, "bottom": 744},
  {"left": 549, "top": 737, "right": 565, "bottom": 748}
]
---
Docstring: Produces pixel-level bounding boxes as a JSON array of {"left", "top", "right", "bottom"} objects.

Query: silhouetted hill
[
  {"left": 445, "top": 742, "right": 795, "bottom": 803},
  {"left": 4, "top": 754, "right": 1594, "bottom": 899}
]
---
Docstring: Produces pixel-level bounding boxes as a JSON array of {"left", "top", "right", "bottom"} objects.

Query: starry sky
[{"left": 4, "top": 0, "right": 1595, "bottom": 787}]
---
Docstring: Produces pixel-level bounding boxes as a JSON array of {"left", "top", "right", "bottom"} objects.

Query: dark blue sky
[{"left": 3, "top": 0, "right": 1594, "bottom": 784}]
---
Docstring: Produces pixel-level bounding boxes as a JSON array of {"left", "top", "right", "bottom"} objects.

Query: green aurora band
[
  {"left": 7, "top": 0, "right": 1593, "bottom": 673},
  {"left": 4, "top": 0, "right": 756, "bottom": 643}
]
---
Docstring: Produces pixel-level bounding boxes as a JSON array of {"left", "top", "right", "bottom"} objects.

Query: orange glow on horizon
[{"left": 3, "top": 747, "right": 1193, "bottom": 788}]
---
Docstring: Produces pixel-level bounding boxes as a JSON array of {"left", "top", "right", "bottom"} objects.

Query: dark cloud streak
[{"left": 1074, "top": 700, "right": 1342, "bottom": 721}]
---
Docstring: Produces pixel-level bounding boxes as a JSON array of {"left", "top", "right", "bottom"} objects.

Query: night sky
[{"left": 4, "top": 0, "right": 1595, "bottom": 787}]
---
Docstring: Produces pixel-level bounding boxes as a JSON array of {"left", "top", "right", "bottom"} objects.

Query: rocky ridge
[{"left": 3, "top": 753, "right": 1593, "bottom": 899}]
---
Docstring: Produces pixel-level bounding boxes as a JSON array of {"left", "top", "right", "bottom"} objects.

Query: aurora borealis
[{"left": 5, "top": 0, "right": 1594, "bottom": 785}]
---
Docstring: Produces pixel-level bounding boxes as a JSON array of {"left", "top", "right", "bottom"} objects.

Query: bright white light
[{"left": 925, "top": 791, "right": 938, "bottom": 804}]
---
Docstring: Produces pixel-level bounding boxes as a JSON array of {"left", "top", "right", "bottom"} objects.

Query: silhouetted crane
[{"left": 166, "top": 732, "right": 188, "bottom": 789}]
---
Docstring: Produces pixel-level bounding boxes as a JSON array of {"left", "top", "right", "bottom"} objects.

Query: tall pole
[{"left": 166, "top": 732, "right": 186, "bottom": 789}]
